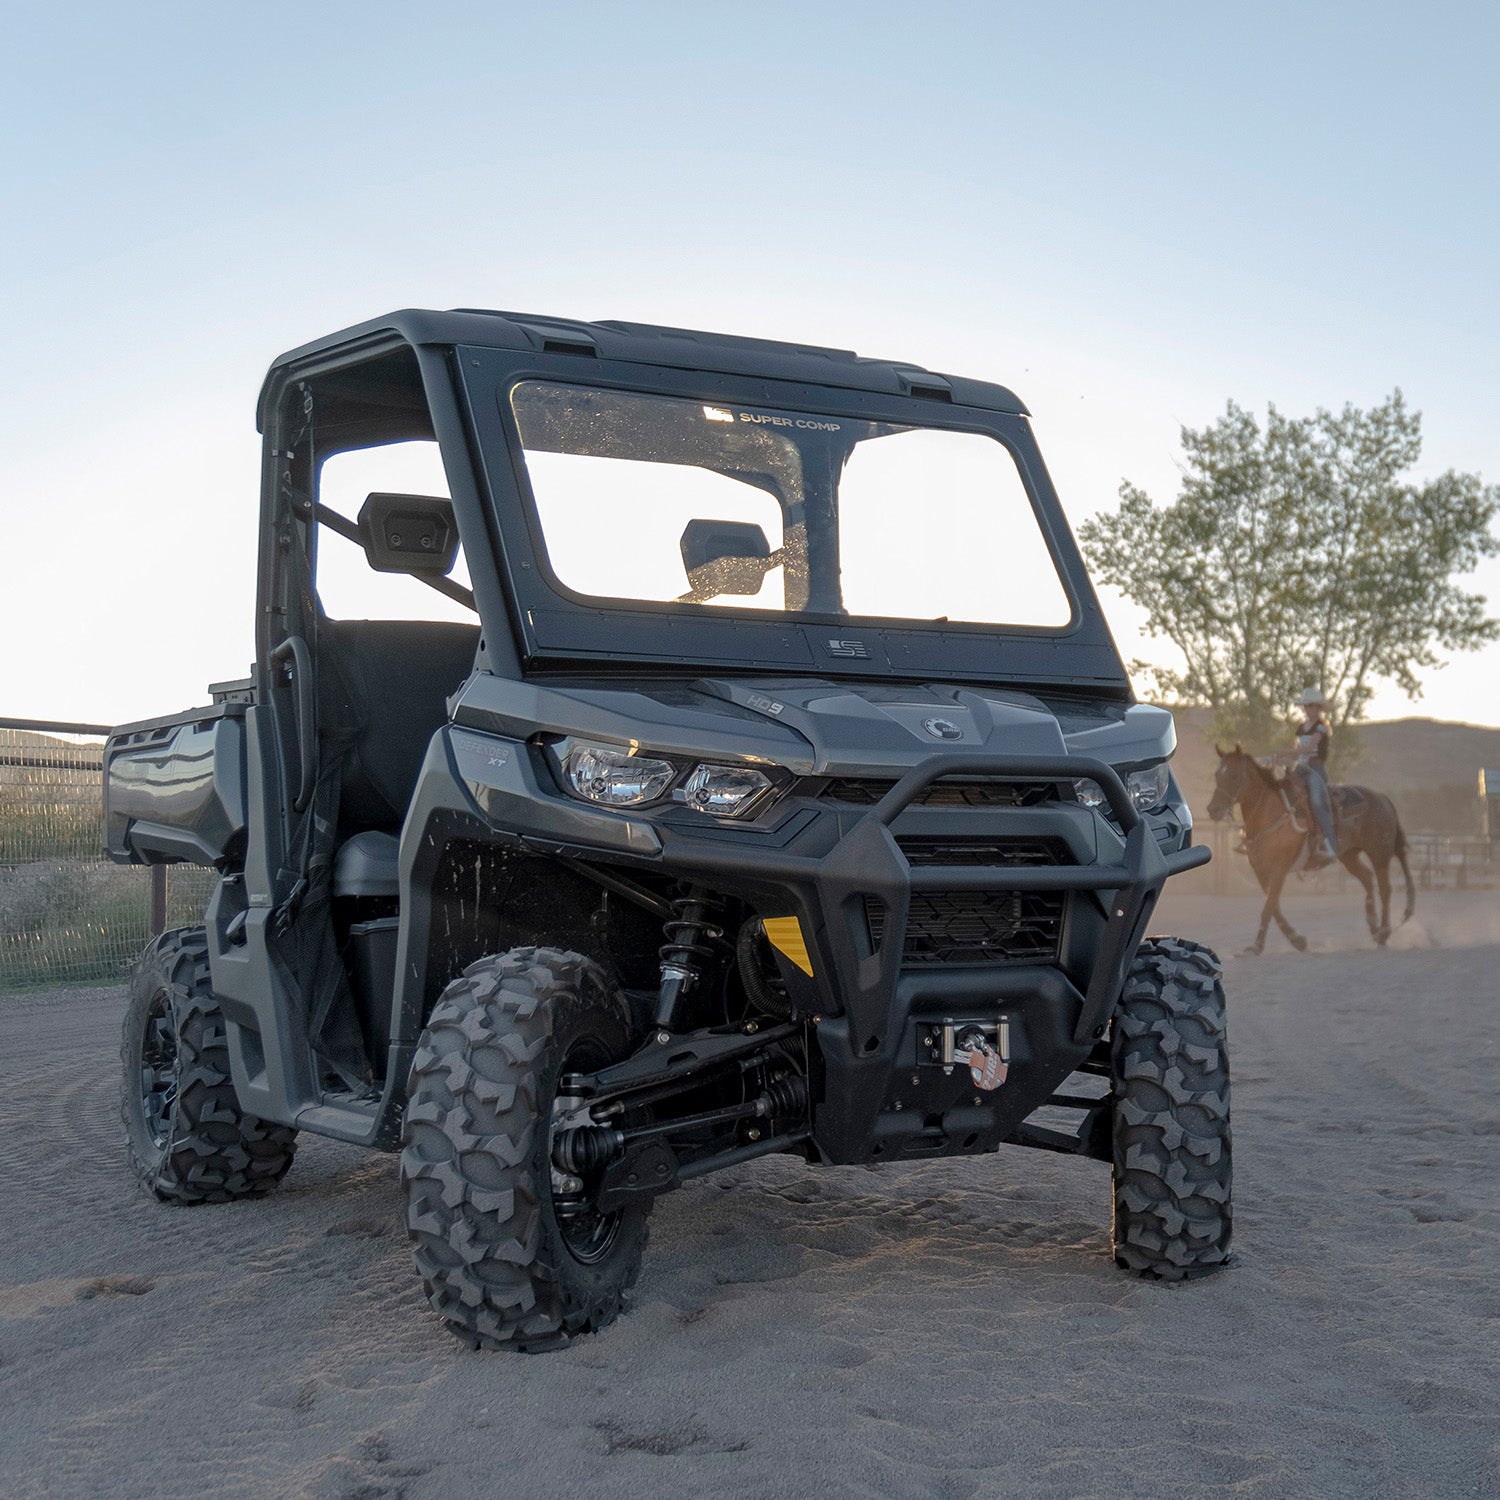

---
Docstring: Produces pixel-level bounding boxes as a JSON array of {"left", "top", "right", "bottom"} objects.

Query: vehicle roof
[{"left": 261, "top": 307, "right": 1029, "bottom": 417}]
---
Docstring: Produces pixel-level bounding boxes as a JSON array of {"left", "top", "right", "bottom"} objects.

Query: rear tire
[
  {"left": 121, "top": 927, "right": 298, "bottom": 1203},
  {"left": 400, "top": 947, "right": 649, "bottom": 1352},
  {"left": 1110, "top": 936, "right": 1231, "bottom": 1279}
]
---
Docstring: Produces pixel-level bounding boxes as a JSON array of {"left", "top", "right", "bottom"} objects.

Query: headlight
[
  {"left": 563, "top": 743, "right": 675, "bottom": 807},
  {"left": 1127, "top": 763, "right": 1170, "bottom": 812},
  {"left": 681, "top": 762, "right": 772, "bottom": 817},
  {"left": 1075, "top": 764, "right": 1170, "bottom": 815},
  {"left": 551, "top": 740, "right": 783, "bottom": 818}
]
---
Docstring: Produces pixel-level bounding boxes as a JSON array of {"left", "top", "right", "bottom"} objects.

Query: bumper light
[
  {"left": 1074, "top": 777, "right": 1106, "bottom": 810},
  {"left": 682, "top": 762, "right": 772, "bottom": 817},
  {"left": 564, "top": 743, "right": 675, "bottom": 807}
]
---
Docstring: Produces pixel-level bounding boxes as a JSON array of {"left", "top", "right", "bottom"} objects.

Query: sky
[{"left": 2, "top": 1, "right": 1497, "bottom": 729}]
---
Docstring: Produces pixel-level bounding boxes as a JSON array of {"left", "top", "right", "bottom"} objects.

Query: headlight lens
[
  {"left": 564, "top": 743, "right": 675, "bottom": 807},
  {"left": 1127, "top": 763, "right": 1170, "bottom": 812},
  {"left": 681, "top": 762, "right": 772, "bottom": 817},
  {"left": 1075, "top": 764, "right": 1170, "bottom": 815}
]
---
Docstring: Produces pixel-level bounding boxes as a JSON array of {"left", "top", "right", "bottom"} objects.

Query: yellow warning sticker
[{"left": 761, "top": 916, "right": 814, "bottom": 977}]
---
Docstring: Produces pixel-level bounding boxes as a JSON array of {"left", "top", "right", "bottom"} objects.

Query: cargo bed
[{"left": 104, "top": 700, "right": 248, "bottom": 868}]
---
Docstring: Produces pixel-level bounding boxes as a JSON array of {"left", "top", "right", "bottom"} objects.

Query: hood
[{"left": 452, "top": 674, "right": 1176, "bottom": 777}]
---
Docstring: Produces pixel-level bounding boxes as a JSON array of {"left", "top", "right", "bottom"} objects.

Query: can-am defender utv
[{"left": 105, "top": 308, "right": 1229, "bottom": 1351}]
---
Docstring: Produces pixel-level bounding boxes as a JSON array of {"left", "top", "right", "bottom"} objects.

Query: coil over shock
[{"left": 655, "top": 889, "right": 732, "bottom": 1030}]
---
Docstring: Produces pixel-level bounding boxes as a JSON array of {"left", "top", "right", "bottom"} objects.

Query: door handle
[{"left": 270, "top": 635, "right": 316, "bottom": 813}]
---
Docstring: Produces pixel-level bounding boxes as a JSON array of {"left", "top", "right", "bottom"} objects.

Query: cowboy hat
[{"left": 1298, "top": 686, "right": 1328, "bottom": 707}]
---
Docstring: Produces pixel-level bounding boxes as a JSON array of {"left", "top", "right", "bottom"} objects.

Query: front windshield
[{"left": 509, "top": 381, "right": 1072, "bottom": 629}]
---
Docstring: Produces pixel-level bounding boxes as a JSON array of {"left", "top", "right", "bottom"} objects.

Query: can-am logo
[
  {"left": 826, "top": 639, "right": 869, "bottom": 659},
  {"left": 923, "top": 717, "right": 963, "bottom": 740}
]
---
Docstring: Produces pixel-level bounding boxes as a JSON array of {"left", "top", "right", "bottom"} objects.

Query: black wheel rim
[
  {"left": 551, "top": 1036, "right": 622, "bottom": 1266},
  {"left": 140, "top": 992, "right": 179, "bottom": 1151}
]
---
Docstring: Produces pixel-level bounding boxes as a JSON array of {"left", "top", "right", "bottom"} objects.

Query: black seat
[
  {"left": 321, "top": 618, "right": 481, "bottom": 831},
  {"left": 333, "top": 829, "right": 400, "bottom": 899}
]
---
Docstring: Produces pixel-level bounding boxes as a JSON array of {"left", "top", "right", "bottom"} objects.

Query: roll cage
[{"left": 256, "top": 309, "right": 1132, "bottom": 695}]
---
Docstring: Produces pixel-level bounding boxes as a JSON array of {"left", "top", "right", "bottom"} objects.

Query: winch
[{"left": 918, "top": 1018, "right": 1012, "bottom": 1091}]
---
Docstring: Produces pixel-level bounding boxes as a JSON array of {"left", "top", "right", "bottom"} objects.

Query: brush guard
[{"left": 808, "top": 754, "right": 1211, "bottom": 1054}]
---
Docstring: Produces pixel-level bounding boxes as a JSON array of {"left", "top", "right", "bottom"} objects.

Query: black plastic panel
[{"left": 103, "top": 705, "right": 248, "bottom": 867}]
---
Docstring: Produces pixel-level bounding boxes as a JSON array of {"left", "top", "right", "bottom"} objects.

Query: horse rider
[{"left": 1285, "top": 687, "right": 1337, "bottom": 862}]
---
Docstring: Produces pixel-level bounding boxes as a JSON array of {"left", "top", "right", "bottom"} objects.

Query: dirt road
[{"left": 2, "top": 896, "right": 1496, "bottom": 1499}]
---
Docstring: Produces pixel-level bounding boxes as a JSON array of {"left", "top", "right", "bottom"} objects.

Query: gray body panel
[
  {"left": 103, "top": 705, "right": 248, "bottom": 868},
  {"left": 453, "top": 674, "right": 1175, "bottom": 776}
]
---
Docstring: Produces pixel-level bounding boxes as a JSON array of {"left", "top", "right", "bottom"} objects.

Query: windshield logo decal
[
  {"left": 727, "top": 411, "right": 843, "bottom": 432},
  {"left": 923, "top": 717, "right": 964, "bottom": 740},
  {"left": 826, "top": 638, "right": 870, "bottom": 659}
]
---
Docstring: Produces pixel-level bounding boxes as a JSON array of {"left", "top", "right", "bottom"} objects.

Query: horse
[{"left": 1206, "top": 745, "right": 1415, "bottom": 954}]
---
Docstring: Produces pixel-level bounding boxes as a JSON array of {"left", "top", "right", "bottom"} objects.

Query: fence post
[{"left": 149, "top": 865, "right": 168, "bottom": 938}]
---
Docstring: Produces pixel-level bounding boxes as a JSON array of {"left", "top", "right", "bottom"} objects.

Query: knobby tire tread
[
  {"left": 400, "top": 946, "right": 647, "bottom": 1353},
  {"left": 121, "top": 927, "right": 297, "bottom": 1204},
  {"left": 1111, "top": 936, "right": 1232, "bottom": 1279}
]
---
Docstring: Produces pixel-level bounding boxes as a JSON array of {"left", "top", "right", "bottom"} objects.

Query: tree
[{"left": 1080, "top": 391, "right": 1500, "bottom": 747}]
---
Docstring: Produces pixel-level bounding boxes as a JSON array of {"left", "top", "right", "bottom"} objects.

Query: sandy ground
[{"left": 1, "top": 892, "right": 1497, "bottom": 1500}]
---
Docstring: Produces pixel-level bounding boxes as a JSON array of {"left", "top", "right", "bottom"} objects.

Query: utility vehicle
[{"left": 106, "top": 308, "right": 1230, "bottom": 1351}]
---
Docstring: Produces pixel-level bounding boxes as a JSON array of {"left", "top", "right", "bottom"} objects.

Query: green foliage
[
  {"left": 0, "top": 782, "right": 102, "bottom": 864},
  {"left": 1, "top": 734, "right": 215, "bottom": 989},
  {"left": 0, "top": 860, "right": 216, "bottom": 990},
  {"left": 0, "top": 865, "right": 146, "bottom": 989},
  {"left": 1081, "top": 392, "right": 1500, "bottom": 748}
]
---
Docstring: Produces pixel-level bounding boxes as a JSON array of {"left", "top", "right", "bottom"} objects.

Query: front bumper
[{"left": 444, "top": 731, "right": 1209, "bottom": 1162}]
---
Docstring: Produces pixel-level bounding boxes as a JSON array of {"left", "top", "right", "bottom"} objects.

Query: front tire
[
  {"left": 400, "top": 947, "right": 650, "bottom": 1352},
  {"left": 1110, "top": 936, "right": 1231, "bottom": 1279},
  {"left": 121, "top": 927, "right": 298, "bottom": 1203}
]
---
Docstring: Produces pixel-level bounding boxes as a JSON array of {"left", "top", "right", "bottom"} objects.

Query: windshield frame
[
  {"left": 456, "top": 346, "right": 1130, "bottom": 693},
  {"left": 506, "top": 380, "right": 1076, "bottom": 631}
]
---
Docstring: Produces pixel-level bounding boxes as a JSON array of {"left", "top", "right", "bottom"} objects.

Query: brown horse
[{"left": 1206, "top": 746, "right": 1415, "bottom": 954}]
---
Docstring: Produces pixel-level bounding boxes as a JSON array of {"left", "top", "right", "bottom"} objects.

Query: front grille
[
  {"left": 895, "top": 835, "right": 1065, "bottom": 867},
  {"left": 818, "top": 776, "right": 1059, "bottom": 808},
  {"left": 866, "top": 891, "right": 1064, "bottom": 965}
]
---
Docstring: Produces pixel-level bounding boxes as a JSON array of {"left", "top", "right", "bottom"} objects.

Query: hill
[{"left": 1168, "top": 707, "right": 1500, "bottom": 835}]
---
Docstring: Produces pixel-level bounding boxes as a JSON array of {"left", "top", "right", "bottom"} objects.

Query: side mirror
[
  {"left": 357, "top": 493, "right": 459, "bottom": 575},
  {"left": 679, "top": 518, "right": 774, "bottom": 601}
]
